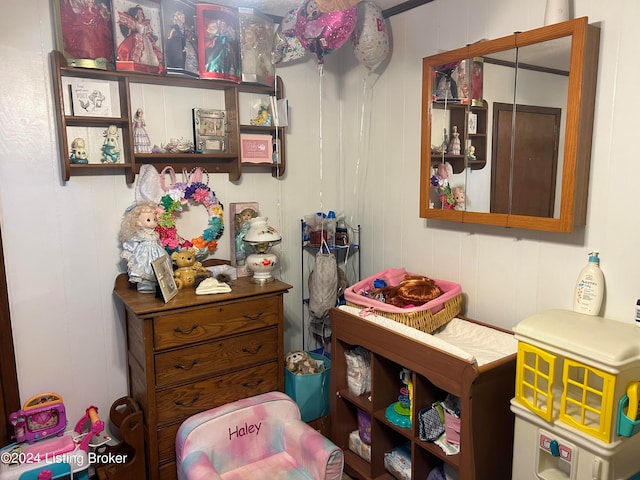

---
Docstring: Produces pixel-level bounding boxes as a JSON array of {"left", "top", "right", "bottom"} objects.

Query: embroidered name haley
[{"left": 229, "top": 422, "right": 262, "bottom": 440}]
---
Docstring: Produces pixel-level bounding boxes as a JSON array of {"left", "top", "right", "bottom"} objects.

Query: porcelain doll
[
  {"left": 119, "top": 202, "right": 169, "bottom": 293},
  {"left": 133, "top": 108, "right": 151, "bottom": 153}
]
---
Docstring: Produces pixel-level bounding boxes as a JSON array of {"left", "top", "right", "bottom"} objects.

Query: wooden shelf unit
[
  {"left": 431, "top": 100, "right": 487, "bottom": 174},
  {"left": 330, "top": 307, "right": 516, "bottom": 480},
  {"left": 50, "top": 50, "right": 286, "bottom": 184}
]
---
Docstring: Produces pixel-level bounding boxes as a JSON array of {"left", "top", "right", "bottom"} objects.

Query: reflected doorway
[{"left": 491, "top": 103, "right": 561, "bottom": 217}]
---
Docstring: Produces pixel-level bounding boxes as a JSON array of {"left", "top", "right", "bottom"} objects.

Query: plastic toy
[
  {"left": 9, "top": 393, "right": 66, "bottom": 444},
  {"left": 385, "top": 368, "right": 413, "bottom": 428},
  {"left": 74, "top": 406, "right": 108, "bottom": 452}
]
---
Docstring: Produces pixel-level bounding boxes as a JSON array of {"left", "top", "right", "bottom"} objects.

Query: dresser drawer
[
  {"left": 155, "top": 362, "right": 278, "bottom": 424},
  {"left": 154, "top": 297, "right": 279, "bottom": 350},
  {"left": 159, "top": 461, "right": 177, "bottom": 480},
  {"left": 155, "top": 328, "right": 278, "bottom": 387},
  {"left": 157, "top": 423, "right": 180, "bottom": 464}
]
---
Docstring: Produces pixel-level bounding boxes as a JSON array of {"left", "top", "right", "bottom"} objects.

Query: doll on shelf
[
  {"left": 119, "top": 202, "right": 169, "bottom": 293},
  {"left": 448, "top": 125, "right": 461, "bottom": 155}
]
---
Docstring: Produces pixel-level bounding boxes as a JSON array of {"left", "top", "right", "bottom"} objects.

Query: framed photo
[
  {"left": 151, "top": 256, "right": 178, "bottom": 302},
  {"left": 69, "top": 79, "right": 113, "bottom": 116},
  {"left": 240, "top": 133, "right": 272, "bottom": 164},
  {"left": 52, "top": 0, "right": 115, "bottom": 70},
  {"left": 229, "top": 202, "right": 260, "bottom": 275},
  {"left": 112, "top": 0, "right": 165, "bottom": 74},
  {"left": 238, "top": 7, "right": 275, "bottom": 86},
  {"left": 162, "top": 0, "right": 199, "bottom": 77},
  {"left": 467, "top": 112, "right": 477, "bottom": 135},
  {"left": 196, "top": 4, "right": 241, "bottom": 82},
  {"left": 193, "top": 108, "right": 227, "bottom": 153}
]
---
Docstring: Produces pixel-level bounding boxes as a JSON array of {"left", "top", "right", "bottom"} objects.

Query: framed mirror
[{"left": 420, "top": 17, "right": 600, "bottom": 232}]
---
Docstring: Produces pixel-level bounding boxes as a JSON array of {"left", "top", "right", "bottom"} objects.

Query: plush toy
[
  {"left": 171, "top": 248, "right": 210, "bottom": 289},
  {"left": 285, "top": 350, "right": 324, "bottom": 375}
]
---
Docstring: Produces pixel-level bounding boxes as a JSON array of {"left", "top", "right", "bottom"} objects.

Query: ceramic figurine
[
  {"left": 69, "top": 137, "right": 89, "bottom": 164},
  {"left": 101, "top": 124, "right": 121, "bottom": 163},
  {"left": 133, "top": 108, "right": 151, "bottom": 153}
]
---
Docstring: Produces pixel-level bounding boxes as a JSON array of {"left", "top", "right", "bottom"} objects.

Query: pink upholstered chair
[{"left": 175, "top": 391, "right": 343, "bottom": 480}]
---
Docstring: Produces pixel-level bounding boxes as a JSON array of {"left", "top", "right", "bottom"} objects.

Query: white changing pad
[{"left": 338, "top": 305, "right": 517, "bottom": 366}]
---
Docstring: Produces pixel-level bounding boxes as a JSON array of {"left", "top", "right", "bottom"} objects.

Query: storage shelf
[
  {"left": 330, "top": 307, "right": 517, "bottom": 480},
  {"left": 50, "top": 50, "right": 286, "bottom": 183}
]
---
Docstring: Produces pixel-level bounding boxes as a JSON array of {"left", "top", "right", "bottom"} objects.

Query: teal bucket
[{"left": 284, "top": 351, "right": 331, "bottom": 422}]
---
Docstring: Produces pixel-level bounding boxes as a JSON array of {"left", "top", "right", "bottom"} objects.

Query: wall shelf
[{"left": 49, "top": 50, "right": 286, "bottom": 184}]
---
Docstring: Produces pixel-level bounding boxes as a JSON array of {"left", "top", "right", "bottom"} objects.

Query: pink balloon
[{"left": 295, "top": 0, "right": 357, "bottom": 63}]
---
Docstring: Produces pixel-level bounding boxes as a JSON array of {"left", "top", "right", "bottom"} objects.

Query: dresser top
[{"left": 114, "top": 273, "right": 291, "bottom": 316}]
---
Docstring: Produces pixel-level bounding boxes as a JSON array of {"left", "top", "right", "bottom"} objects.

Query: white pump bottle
[{"left": 573, "top": 251, "right": 604, "bottom": 316}]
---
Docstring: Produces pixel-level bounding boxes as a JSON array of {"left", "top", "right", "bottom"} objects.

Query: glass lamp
[{"left": 243, "top": 217, "right": 282, "bottom": 283}]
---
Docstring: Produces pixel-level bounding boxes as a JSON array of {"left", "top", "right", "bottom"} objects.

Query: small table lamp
[{"left": 243, "top": 217, "right": 282, "bottom": 283}]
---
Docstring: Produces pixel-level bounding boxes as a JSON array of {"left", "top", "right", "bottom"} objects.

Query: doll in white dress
[
  {"left": 133, "top": 108, "right": 151, "bottom": 153},
  {"left": 119, "top": 202, "right": 168, "bottom": 292}
]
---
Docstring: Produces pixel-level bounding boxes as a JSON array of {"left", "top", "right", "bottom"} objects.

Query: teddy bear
[
  {"left": 171, "top": 248, "right": 210, "bottom": 290},
  {"left": 285, "top": 350, "right": 324, "bottom": 375}
]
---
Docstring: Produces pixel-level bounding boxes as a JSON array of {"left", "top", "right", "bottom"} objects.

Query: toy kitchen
[{"left": 510, "top": 309, "right": 640, "bottom": 480}]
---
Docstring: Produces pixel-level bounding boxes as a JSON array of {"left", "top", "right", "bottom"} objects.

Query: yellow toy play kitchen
[{"left": 510, "top": 309, "right": 640, "bottom": 480}]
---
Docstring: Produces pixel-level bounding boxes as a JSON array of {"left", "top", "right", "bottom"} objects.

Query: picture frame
[
  {"left": 229, "top": 202, "right": 260, "bottom": 276},
  {"left": 112, "top": 0, "right": 165, "bottom": 74},
  {"left": 193, "top": 108, "right": 227, "bottom": 153},
  {"left": 69, "top": 79, "right": 113, "bottom": 116},
  {"left": 151, "top": 255, "right": 178, "bottom": 302},
  {"left": 52, "top": 0, "right": 115, "bottom": 70},
  {"left": 467, "top": 112, "right": 477, "bottom": 135},
  {"left": 161, "top": 0, "right": 199, "bottom": 77},
  {"left": 196, "top": 3, "right": 241, "bottom": 82},
  {"left": 240, "top": 133, "right": 272, "bottom": 164}
]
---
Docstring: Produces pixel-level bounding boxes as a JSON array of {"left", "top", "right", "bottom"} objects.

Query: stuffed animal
[
  {"left": 171, "top": 248, "right": 210, "bottom": 289},
  {"left": 285, "top": 350, "right": 324, "bottom": 375}
]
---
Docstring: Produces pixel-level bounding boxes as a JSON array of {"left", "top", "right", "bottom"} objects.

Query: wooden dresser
[{"left": 113, "top": 274, "right": 291, "bottom": 480}]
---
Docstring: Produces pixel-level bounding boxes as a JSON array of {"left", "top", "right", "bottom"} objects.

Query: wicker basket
[{"left": 344, "top": 268, "right": 462, "bottom": 334}]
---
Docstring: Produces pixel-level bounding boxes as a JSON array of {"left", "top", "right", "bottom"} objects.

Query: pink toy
[
  {"left": 9, "top": 393, "right": 67, "bottom": 444},
  {"left": 73, "top": 406, "right": 105, "bottom": 452}
]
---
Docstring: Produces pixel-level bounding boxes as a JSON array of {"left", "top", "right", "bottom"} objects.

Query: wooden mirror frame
[{"left": 419, "top": 17, "right": 600, "bottom": 233}]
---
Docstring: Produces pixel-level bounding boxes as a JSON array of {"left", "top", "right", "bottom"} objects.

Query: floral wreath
[{"left": 155, "top": 171, "right": 224, "bottom": 259}]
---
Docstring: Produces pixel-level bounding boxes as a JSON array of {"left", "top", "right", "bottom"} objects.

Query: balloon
[
  {"left": 272, "top": 6, "right": 307, "bottom": 64},
  {"left": 295, "top": 0, "right": 357, "bottom": 63},
  {"left": 351, "top": 0, "right": 390, "bottom": 70},
  {"left": 316, "top": 0, "right": 360, "bottom": 13}
]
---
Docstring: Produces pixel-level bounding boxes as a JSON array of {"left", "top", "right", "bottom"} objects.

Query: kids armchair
[{"left": 175, "top": 391, "right": 343, "bottom": 480}]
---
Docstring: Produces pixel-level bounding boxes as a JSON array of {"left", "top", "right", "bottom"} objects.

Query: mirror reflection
[{"left": 427, "top": 36, "right": 571, "bottom": 218}]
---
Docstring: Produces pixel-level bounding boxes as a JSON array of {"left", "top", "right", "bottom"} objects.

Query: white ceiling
[{"left": 202, "top": 0, "right": 430, "bottom": 19}]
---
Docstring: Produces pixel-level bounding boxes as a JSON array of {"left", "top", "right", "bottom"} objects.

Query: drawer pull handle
[
  {"left": 174, "top": 324, "right": 200, "bottom": 335},
  {"left": 242, "top": 378, "right": 264, "bottom": 388},
  {"left": 243, "top": 312, "right": 264, "bottom": 321},
  {"left": 175, "top": 394, "right": 200, "bottom": 407},
  {"left": 174, "top": 359, "right": 200, "bottom": 370},
  {"left": 242, "top": 344, "right": 263, "bottom": 355}
]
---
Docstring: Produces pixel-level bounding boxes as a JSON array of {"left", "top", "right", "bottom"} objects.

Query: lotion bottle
[{"left": 573, "top": 251, "right": 604, "bottom": 315}]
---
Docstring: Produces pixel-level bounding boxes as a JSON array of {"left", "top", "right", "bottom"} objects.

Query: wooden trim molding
[{"left": 0, "top": 224, "right": 20, "bottom": 444}]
